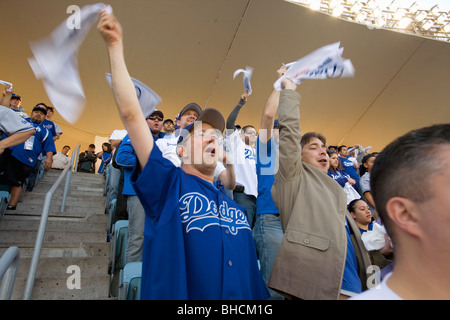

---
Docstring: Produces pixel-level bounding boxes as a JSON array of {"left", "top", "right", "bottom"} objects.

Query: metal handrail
[
  {"left": 0, "top": 246, "right": 20, "bottom": 300},
  {"left": 22, "top": 144, "right": 80, "bottom": 300}
]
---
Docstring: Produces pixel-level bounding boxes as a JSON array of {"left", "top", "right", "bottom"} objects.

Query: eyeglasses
[
  {"left": 146, "top": 116, "right": 163, "bottom": 121},
  {"left": 193, "top": 130, "right": 223, "bottom": 142},
  {"left": 244, "top": 130, "right": 257, "bottom": 136}
]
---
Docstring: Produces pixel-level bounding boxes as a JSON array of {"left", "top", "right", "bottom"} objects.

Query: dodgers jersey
[
  {"left": 9, "top": 120, "right": 56, "bottom": 167},
  {"left": 131, "top": 145, "right": 269, "bottom": 300}
]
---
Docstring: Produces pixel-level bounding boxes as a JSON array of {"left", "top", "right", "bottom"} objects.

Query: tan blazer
[{"left": 268, "top": 90, "right": 370, "bottom": 300}]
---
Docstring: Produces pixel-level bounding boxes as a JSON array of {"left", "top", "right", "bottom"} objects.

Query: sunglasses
[{"left": 146, "top": 116, "right": 163, "bottom": 121}]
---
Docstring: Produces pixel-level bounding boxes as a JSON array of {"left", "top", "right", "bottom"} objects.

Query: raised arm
[
  {"left": 259, "top": 66, "right": 286, "bottom": 143},
  {"left": 226, "top": 92, "right": 248, "bottom": 131},
  {"left": 276, "top": 78, "right": 302, "bottom": 181},
  {"left": 0, "top": 84, "right": 13, "bottom": 107},
  {"left": 97, "top": 10, "right": 152, "bottom": 170}
]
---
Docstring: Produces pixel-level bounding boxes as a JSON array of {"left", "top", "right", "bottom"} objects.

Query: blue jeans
[
  {"left": 233, "top": 191, "right": 256, "bottom": 228},
  {"left": 253, "top": 213, "right": 284, "bottom": 300}
]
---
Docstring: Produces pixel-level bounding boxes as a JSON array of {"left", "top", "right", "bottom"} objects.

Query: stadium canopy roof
[{"left": 3, "top": 0, "right": 450, "bottom": 153}]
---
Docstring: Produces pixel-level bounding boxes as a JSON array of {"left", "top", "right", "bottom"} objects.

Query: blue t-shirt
[
  {"left": 41, "top": 119, "right": 57, "bottom": 138},
  {"left": 115, "top": 134, "right": 137, "bottom": 196},
  {"left": 10, "top": 121, "right": 56, "bottom": 167},
  {"left": 341, "top": 217, "right": 363, "bottom": 295},
  {"left": 339, "top": 156, "right": 360, "bottom": 190},
  {"left": 255, "top": 137, "right": 279, "bottom": 215},
  {"left": 327, "top": 169, "right": 349, "bottom": 188},
  {"left": 131, "top": 145, "right": 269, "bottom": 300},
  {"left": 116, "top": 132, "right": 165, "bottom": 196},
  {"left": 98, "top": 151, "right": 112, "bottom": 174}
]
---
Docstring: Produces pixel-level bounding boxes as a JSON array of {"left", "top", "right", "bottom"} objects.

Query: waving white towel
[
  {"left": 233, "top": 66, "right": 254, "bottom": 95},
  {"left": 28, "top": 3, "right": 112, "bottom": 124},
  {"left": 0, "top": 80, "right": 13, "bottom": 92},
  {"left": 105, "top": 73, "right": 161, "bottom": 118},
  {"left": 274, "top": 42, "right": 354, "bottom": 90}
]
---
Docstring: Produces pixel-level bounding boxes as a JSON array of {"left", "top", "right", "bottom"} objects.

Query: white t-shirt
[
  {"left": 225, "top": 130, "right": 257, "bottom": 197},
  {"left": 52, "top": 152, "right": 71, "bottom": 169},
  {"left": 350, "top": 272, "right": 402, "bottom": 300}
]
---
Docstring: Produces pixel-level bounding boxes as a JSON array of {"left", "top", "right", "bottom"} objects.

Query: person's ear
[{"left": 386, "top": 197, "right": 422, "bottom": 238}]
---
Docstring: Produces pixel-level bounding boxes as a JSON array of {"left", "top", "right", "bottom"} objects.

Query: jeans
[
  {"left": 233, "top": 191, "right": 256, "bottom": 229},
  {"left": 253, "top": 213, "right": 284, "bottom": 300}
]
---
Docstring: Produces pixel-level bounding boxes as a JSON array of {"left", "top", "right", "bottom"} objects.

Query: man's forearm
[
  {"left": 226, "top": 98, "right": 246, "bottom": 130},
  {"left": 107, "top": 42, "right": 153, "bottom": 169},
  {"left": 0, "top": 130, "right": 35, "bottom": 153}
]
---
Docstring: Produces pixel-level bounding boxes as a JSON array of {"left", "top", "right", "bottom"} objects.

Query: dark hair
[
  {"left": 102, "top": 142, "right": 112, "bottom": 153},
  {"left": 337, "top": 145, "right": 347, "bottom": 153},
  {"left": 63, "top": 145, "right": 71, "bottom": 149},
  {"left": 35, "top": 102, "right": 48, "bottom": 108},
  {"left": 347, "top": 199, "right": 366, "bottom": 213},
  {"left": 327, "top": 150, "right": 344, "bottom": 172},
  {"left": 371, "top": 124, "right": 450, "bottom": 239},
  {"left": 89, "top": 144, "right": 96, "bottom": 149},
  {"left": 359, "top": 153, "right": 376, "bottom": 176},
  {"left": 300, "top": 132, "right": 326, "bottom": 148}
]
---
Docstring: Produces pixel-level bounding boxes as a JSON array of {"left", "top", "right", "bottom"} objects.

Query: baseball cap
[
  {"left": 177, "top": 103, "right": 201, "bottom": 120},
  {"left": 32, "top": 105, "right": 47, "bottom": 115},
  {"left": 147, "top": 109, "right": 164, "bottom": 119},
  {"left": 177, "top": 108, "right": 225, "bottom": 145},
  {"left": 11, "top": 93, "right": 21, "bottom": 101},
  {"left": 163, "top": 119, "right": 174, "bottom": 124}
]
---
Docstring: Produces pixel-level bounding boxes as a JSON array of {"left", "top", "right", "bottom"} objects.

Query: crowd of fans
[{"left": 1, "top": 8, "right": 448, "bottom": 301}]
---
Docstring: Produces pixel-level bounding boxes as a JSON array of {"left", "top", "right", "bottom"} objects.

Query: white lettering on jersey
[{"left": 179, "top": 192, "right": 250, "bottom": 235}]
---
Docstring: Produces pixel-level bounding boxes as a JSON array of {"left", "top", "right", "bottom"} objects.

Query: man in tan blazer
[{"left": 268, "top": 77, "right": 370, "bottom": 300}]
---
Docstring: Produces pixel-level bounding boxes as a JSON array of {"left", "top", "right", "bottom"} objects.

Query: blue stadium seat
[
  {"left": 0, "top": 190, "right": 11, "bottom": 222},
  {"left": 106, "top": 198, "right": 117, "bottom": 236},
  {"left": 108, "top": 220, "right": 129, "bottom": 297},
  {"left": 111, "top": 220, "right": 128, "bottom": 271},
  {"left": 118, "top": 261, "right": 142, "bottom": 300}
]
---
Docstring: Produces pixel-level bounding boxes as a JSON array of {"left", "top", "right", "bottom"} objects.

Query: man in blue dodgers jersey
[
  {"left": 97, "top": 10, "right": 268, "bottom": 300},
  {"left": 0, "top": 105, "right": 56, "bottom": 209}
]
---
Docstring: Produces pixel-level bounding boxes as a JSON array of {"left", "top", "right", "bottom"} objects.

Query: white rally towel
[
  {"left": 105, "top": 73, "right": 161, "bottom": 118},
  {"left": 274, "top": 42, "right": 355, "bottom": 91},
  {"left": 28, "top": 3, "right": 112, "bottom": 124},
  {"left": 0, "top": 80, "right": 13, "bottom": 92},
  {"left": 233, "top": 66, "right": 254, "bottom": 95}
]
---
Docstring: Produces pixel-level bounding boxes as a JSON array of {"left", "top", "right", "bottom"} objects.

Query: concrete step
[
  {"left": 0, "top": 215, "right": 108, "bottom": 233},
  {"left": 0, "top": 168, "right": 112, "bottom": 300},
  {"left": 11, "top": 273, "right": 111, "bottom": 300},
  {"left": 5, "top": 204, "right": 106, "bottom": 218},
  {"left": 0, "top": 230, "right": 107, "bottom": 248},
  {"left": 0, "top": 242, "right": 111, "bottom": 259}
]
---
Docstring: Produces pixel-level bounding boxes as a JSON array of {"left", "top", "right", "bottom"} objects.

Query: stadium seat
[
  {"left": 0, "top": 190, "right": 11, "bottom": 222},
  {"left": 108, "top": 220, "right": 128, "bottom": 297},
  {"left": 118, "top": 261, "right": 142, "bottom": 300}
]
